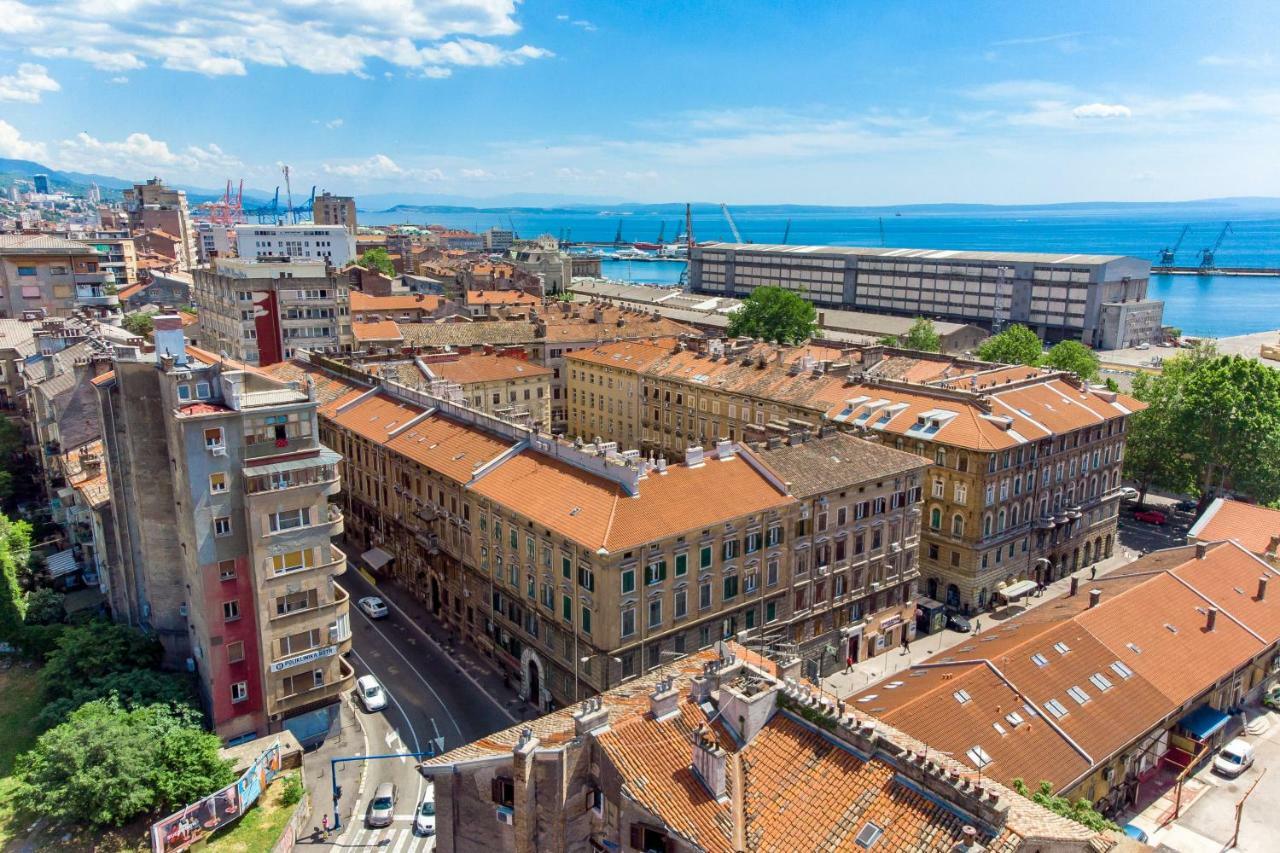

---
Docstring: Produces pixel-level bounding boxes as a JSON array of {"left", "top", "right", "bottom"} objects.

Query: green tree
[
  {"left": 37, "top": 667, "right": 197, "bottom": 730},
  {"left": 356, "top": 247, "right": 396, "bottom": 277},
  {"left": 13, "top": 699, "right": 234, "bottom": 828},
  {"left": 1012, "top": 779, "right": 1117, "bottom": 832},
  {"left": 725, "top": 286, "right": 818, "bottom": 344},
  {"left": 40, "top": 622, "right": 164, "bottom": 703},
  {"left": 23, "top": 587, "right": 65, "bottom": 626},
  {"left": 975, "top": 324, "right": 1043, "bottom": 365},
  {"left": 122, "top": 311, "right": 156, "bottom": 337},
  {"left": 0, "top": 511, "right": 33, "bottom": 644},
  {"left": 1043, "top": 340, "right": 1101, "bottom": 381},
  {"left": 900, "top": 317, "right": 942, "bottom": 352},
  {"left": 0, "top": 419, "right": 25, "bottom": 505}
]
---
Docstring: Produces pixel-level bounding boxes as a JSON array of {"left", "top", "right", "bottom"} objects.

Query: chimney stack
[
  {"left": 1069, "top": 576, "right": 1079, "bottom": 597},
  {"left": 649, "top": 676, "right": 679, "bottom": 721},
  {"left": 152, "top": 314, "right": 187, "bottom": 366},
  {"left": 691, "top": 725, "right": 728, "bottom": 800},
  {"left": 1206, "top": 607, "right": 1218, "bottom": 632},
  {"left": 1089, "top": 588, "right": 1102, "bottom": 609},
  {"left": 1195, "top": 542, "right": 1207, "bottom": 560},
  {"left": 1258, "top": 576, "right": 1269, "bottom": 602}
]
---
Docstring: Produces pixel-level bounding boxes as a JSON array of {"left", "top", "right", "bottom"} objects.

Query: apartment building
[
  {"left": 234, "top": 223, "right": 357, "bottom": 267},
  {"left": 420, "top": 644, "right": 1114, "bottom": 853},
  {"left": 506, "top": 236, "right": 571, "bottom": 294},
  {"left": 96, "top": 319, "right": 352, "bottom": 744},
  {"left": 568, "top": 337, "right": 1144, "bottom": 614},
  {"left": 195, "top": 220, "right": 237, "bottom": 263},
  {"left": 312, "top": 192, "right": 357, "bottom": 236},
  {"left": 61, "top": 229, "right": 138, "bottom": 285},
  {"left": 265, "top": 353, "right": 923, "bottom": 707},
  {"left": 0, "top": 233, "right": 119, "bottom": 320},
  {"left": 193, "top": 257, "right": 352, "bottom": 366},
  {"left": 852, "top": 541, "right": 1280, "bottom": 815},
  {"left": 691, "top": 242, "right": 1164, "bottom": 348},
  {"left": 483, "top": 227, "right": 513, "bottom": 252},
  {"left": 419, "top": 351, "right": 552, "bottom": 432},
  {"left": 349, "top": 291, "right": 444, "bottom": 323},
  {"left": 123, "top": 178, "right": 196, "bottom": 271}
]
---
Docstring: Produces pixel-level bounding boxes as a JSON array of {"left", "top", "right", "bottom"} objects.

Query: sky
[{"left": 1, "top": 0, "right": 1278, "bottom": 205}]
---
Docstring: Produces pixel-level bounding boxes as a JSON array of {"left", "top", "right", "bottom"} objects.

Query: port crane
[
  {"left": 613, "top": 221, "right": 624, "bottom": 246},
  {"left": 1198, "top": 222, "right": 1232, "bottom": 269},
  {"left": 781, "top": 219, "right": 791, "bottom": 244},
  {"left": 1157, "top": 225, "right": 1189, "bottom": 266},
  {"left": 720, "top": 203, "right": 745, "bottom": 243},
  {"left": 508, "top": 215, "right": 519, "bottom": 240}
]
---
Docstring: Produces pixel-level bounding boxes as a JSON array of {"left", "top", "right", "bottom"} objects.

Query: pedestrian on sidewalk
[
  {"left": 974, "top": 617, "right": 982, "bottom": 635},
  {"left": 321, "top": 814, "right": 329, "bottom": 839},
  {"left": 901, "top": 635, "right": 910, "bottom": 655},
  {"left": 1090, "top": 564, "right": 1098, "bottom": 580},
  {"left": 845, "top": 655, "right": 853, "bottom": 673}
]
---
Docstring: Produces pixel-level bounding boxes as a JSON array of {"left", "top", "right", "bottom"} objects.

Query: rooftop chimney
[
  {"left": 649, "top": 676, "right": 679, "bottom": 721},
  {"left": 152, "top": 314, "right": 187, "bottom": 366},
  {"left": 1089, "top": 588, "right": 1102, "bottom": 609},
  {"left": 715, "top": 439, "right": 735, "bottom": 460},
  {"left": 1069, "top": 576, "right": 1079, "bottom": 597},
  {"left": 691, "top": 725, "right": 728, "bottom": 800},
  {"left": 684, "top": 445, "right": 705, "bottom": 467},
  {"left": 1258, "top": 576, "right": 1269, "bottom": 602},
  {"left": 1206, "top": 607, "right": 1218, "bottom": 632},
  {"left": 1195, "top": 542, "right": 1207, "bottom": 560},
  {"left": 574, "top": 695, "right": 610, "bottom": 736}
]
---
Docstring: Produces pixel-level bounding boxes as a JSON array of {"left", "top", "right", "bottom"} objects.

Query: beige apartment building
[
  {"left": 123, "top": 178, "right": 196, "bottom": 271},
  {"left": 568, "top": 337, "right": 1144, "bottom": 615},
  {"left": 97, "top": 320, "right": 352, "bottom": 743},
  {"left": 0, "top": 233, "right": 119, "bottom": 320},
  {"left": 266, "top": 353, "right": 925, "bottom": 706},
  {"left": 313, "top": 192, "right": 357, "bottom": 235}
]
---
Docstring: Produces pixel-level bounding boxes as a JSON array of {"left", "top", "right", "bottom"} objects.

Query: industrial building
[{"left": 691, "top": 243, "right": 1164, "bottom": 349}]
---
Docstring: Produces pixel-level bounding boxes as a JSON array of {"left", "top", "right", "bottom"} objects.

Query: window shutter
[
  {"left": 492, "top": 777, "right": 502, "bottom": 803},
  {"left": 630, "top": 824, "right": 644, "bottom": 849}
]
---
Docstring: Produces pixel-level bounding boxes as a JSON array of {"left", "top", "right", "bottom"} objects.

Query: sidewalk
[
  {"left": 822, "top": 548, "right": 1141, "bottom": 698},
  {"left": 295, "top": 694, "right": 370, "bottom": 846}
]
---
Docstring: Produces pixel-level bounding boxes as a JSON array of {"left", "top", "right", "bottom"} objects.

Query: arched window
[
  {"left": 1011, "top": 505, "right": 1019, "bottom": 526},
  {"left": 1102, "top": 472, "right": 1110, "bottom": 492},
  {"left": 930, "top": 507, "right": 942, "bottom": 529},
  {"left": 998, "top": 509, "right": 1007, "bottom": 531},
  {"left": 983, "top": 514, "right": 993, "bottom": 537},
  {"left": 935, "top": 447, "right": 947, "bottom": 467},
  {"left": 951, "top": 514, "right": 965, "bottom": 536}
]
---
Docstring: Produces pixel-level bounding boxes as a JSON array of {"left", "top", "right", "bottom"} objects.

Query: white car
[
  {"left": 1213, "top": 738, "right": 1254, "bottom": 777},
  {"left": 358, "top": 596, "right": 389, "bottom": 619},
  {"left": 1117, "top": 487, "right": 1140, "bottom": 501},
  {"left": 356, "top": 674, "right": 387, "bottom": 712},
  {"left": 414, "top": 786, "right": 437, "bottom": 836}
]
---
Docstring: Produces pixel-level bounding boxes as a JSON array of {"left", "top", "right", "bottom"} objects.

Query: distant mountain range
[{"left": 4, "top": 156, "right": 1280, "bottom": 214}]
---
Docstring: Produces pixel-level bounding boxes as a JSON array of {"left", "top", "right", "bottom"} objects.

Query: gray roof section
[
  {"left": 0, "top": 234, "right": 98, "bottom": 254},
  {"left": 0, "top": 319, "right": 38, "bottom": 358},
  {"left": 700, "top": 242, "right": 1134, "bottom": 266},
  {"left": 752, "top": 433, "right": 927, "bottom": 498}
]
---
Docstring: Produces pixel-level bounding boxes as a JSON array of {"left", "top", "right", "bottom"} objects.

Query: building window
[
  {"left": 223, "top": 600, "right": 240, "bottom": 622},
  {"left": 268, "top": 507, "right": 311, "bottom": 532},
  {"left": 766, "top": 600, "right": 777, "bottom": 623},
  {"left": 561, "top": 594, "right": 572, "bottom": 622},
  {"left": 699, "top": 581, "right": 712, "bottom": 610},
  {"left": 930, "top": 507, "right": 942, "bottom": 529},
  {"left": 226, "top": 641, "right": 244, "bottom": 664},
  {"left": 699, "top": 545, "right": 713, "bottom": 570},
  {"left": 621, "top": 607, "right": 636, "bottom": 637},
  {"left": 621, "top": 568, "right": 635, "bottom": 594},
  {"left": 209, "top": 472, "right": 228, "bottom": 493},
  {"left": 231, "top": 681, "right": 248, "bottom": 703},
  {"left": 648, "top": 599, "right": 662, "bottom": 629},
  {"left": 218, "top": 560, "right": 236, "bottom": 581},
  {"left": 581, "top": 606, "right": 592, "bottom": 634},
  {"left": 723, "top": 575, "right": 739, "bottom": 600},
  {"left": 195, "top": 381, "right": 211, "bottom": 399},
  {"left": 952, "top": 514, "right": 965, "bottom": 536},
  {"left": 214, "top": 516, "right": 232, "bottom": 536},
  {"left": 674, "top": 589, "right": 687, "bottom": 619},
  {"left": 562, "top": 555, "right": 572, "bottom": 579},
  {"left": 674, "top": 553, "right": 688, "bottom": 576},
  {"left": 645, "top": 559, "right": 667, "bottom": 586},
  {"left": 204, "top": 427, "right": 224, "bottom": 449},
  {"left": 272, "top": 550, "right": 312, "bottom": 575}
]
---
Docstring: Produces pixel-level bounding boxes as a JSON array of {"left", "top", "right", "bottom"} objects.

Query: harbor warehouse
[{"left": 690, "top": 243, "right": 1163, "bottom": 349}]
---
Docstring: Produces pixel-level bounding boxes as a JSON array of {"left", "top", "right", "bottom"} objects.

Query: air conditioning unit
[
  {"left": 179, "top": 603, "right": 188, "bottom": 616},
  {"left": 210, "top": 445, "right": 227, "bottom": 457},
  {"left": 496, "top": 807, "right": 514, "bottom": 826}
]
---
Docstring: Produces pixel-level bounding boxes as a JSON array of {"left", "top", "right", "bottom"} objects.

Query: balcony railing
[{"left": 244, "top": 435, "right": 312, "bottom": 460}]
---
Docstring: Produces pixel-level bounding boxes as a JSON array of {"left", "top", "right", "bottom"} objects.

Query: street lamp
[{"left": 577, "top": 653, "right": 622, "bottom": 702}]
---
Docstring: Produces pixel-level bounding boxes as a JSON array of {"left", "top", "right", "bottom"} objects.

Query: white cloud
[
  {"left": 323, "top": 154, "right": 405, "bottom": 179},
  {"left": 1199, "top": 53, "right": 1273, "bottom": 70},
  {"left": 56, "top": 131, "right": 241, "bottom": 176},
  {"left": 0, "top": 119, "right": 47, "bottom": 160},
  {"left": 110, "top": 76, "right": 129, "bottom": 84},
  {"left": 570, "top": 19, "right": 596, "bottom": 31},
  {"left": 965, "top": 80, "right": 1080, "bottom": 101},
  {"left": 0, "top": 63, "right": 59, "bottom": 103},
  {"left": 1072, "top": 103, "right": 1132, "bottom": 119},
  {"left": 325, "top": 118, "right": 344, "bottom": 129},
  {"left": 990, "top": 31, "right": 1086, "bottom": 47},
  {"left": 0, "top": 1, "right": 549, "bottom": 78},
  {"left": 460, "top": 168, "right": 493, "bottom": 179}
]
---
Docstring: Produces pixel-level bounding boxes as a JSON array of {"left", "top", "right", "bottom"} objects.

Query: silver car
[{"left": 366, "top": 781, "right": 396, "bottom": 828}]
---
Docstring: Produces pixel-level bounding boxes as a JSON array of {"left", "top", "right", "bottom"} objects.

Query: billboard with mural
[{"left": 149, "top": 739, "right": 283, "bottom": 853}]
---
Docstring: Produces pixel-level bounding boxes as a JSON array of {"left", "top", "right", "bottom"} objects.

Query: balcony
[
  {"left": 244, "top": 435, "right": 312, "bottom": 461},
  {"left": 74, "top": 289, "right": 120, "bottom": 308},
  {"left": 324, "top": 504, "right": 344, "bottom": 537},
  {"left": 271, "top": 655, "right": 355, "bottom": 717}
]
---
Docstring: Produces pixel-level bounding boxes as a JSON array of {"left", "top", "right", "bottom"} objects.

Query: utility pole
[{"left": 1230, "top": 767, "right": 1265, "bottom": 848}]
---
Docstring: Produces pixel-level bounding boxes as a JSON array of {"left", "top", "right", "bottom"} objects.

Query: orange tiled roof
[
  {"left": 464, "top": 289, "right": 538, "bottom": 306},
  {"left": 849, "top": 541, "right": 1280, "bottom": 792},
  {"left": 117, "top": 283, "right": 143, "bottom": 300},
  {"left": 1187, "top": 498, "right": 1280, "bottom": 555},
  {"left": 90, "top": 370, "right": 116, "bottom": 386},
  {"left": 352, "top": 320, "right": 404, "bottom": 343},
  {"left": 261, "top": 359, "right": 370, "bottom": 417},
  {"left": 330, "top": 392, "right": 425, "bottom": 443},
  {"left": 350, "top": 291, "right": 443, "bottom": 312},
  {"left": 386, "top": 414, "right": 516, "bottom": 483},
  {"left": 423, "top": 353, "right": 551, "bottom": 385}
]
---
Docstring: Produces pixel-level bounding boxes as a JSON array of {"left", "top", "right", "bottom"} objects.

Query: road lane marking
[{"left": 350, "top": 647, "right": 426, "bottom": 816}]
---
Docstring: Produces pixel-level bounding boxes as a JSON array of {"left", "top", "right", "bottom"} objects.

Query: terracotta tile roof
[
  {"left": 386, "top": 414, "right": 517, "bottom": 483},
  {"left": 90, "top": 370, "right": 116, "bottom": 386},
  {"left": 540, "top": 307, "right": 699, "bottom": 343},
  {"left": 117, "top": 283, "right": 143, "bottom": 300},
  {"left": 423, "top": 353, "right": 551, "bottom": 385},
  {"left": 566, "top": 338, "right": 682, "bottom": 371},
  {"left": 936, "top": 365, "right": 1047, "bottom": 390},
  {"left": 464, "top": 289, "right": 538, "bottom": 305},
  {"left": 1187, "top": 498, "right": 1280, "bottom": 556},
  {"left": 62, "top": 440, "right": 110, "bottom": 509},
  {"left": 399, "top": 320, "right": 539, "bottom": 348},
  {"left": 350, "top": 291, "right": 443, "bottom": 312},
  {"left": 260, "top": 359, "right": 370, "bottom": 417},
  {"left": 0, "top": 233, "right": 96, "bottom": 253},
  {"left": 469, "top": 447, "right": 793, "bottom": 552},
  {"left": 330, "top": 392, "right": 425, "bottom": 442},
  {"left": 352, "top": 320, "right": 404, "bottom": 344},
  {"left": 850, "top": 540, "right": 1280, "bottom": 792},
  {"left": 752, "top": 432, "right": 927, "bottom": 497}
]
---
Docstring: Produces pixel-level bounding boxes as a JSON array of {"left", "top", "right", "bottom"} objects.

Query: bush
[
  {"left": 23, "top": 587, "right": 65, "bottom": 626},
  {"left": 279, "top": 773, "right": 304, "bottom": 807}
]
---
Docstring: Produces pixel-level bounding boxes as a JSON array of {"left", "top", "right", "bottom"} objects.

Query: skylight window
[
  {"left": 992, "top": 722, "right": 1007, "bottom": 736},
  {"left": 1053, "top": 641, "right": 1071, "bottom": 655},
  {"left": 1165, "top": 623, "right": 1179, "bottom": 635},
  {"left": 953, "top": 689, "right": 972, "bottom": 705},
  {"left": 1126, "top": 643, "right": 1143, "bottom": 655},
  {"left": 1044, "top": 699, "right": 1069, "bottom": 719},
  {"left": 966, "top": 745, "right": 993, "bottom": 768},
  {"left": 855, "top": 822, "right": 884, "bottom": 848},
  {"left": 1110, "top": 660, "right": 1135, "bottom": 679},
  {"left": 1066, "top": 685, "right": 1091, "bottom": 705},
  {"left": 1031, "top": 653, "right": 1049, "bottom": 667},
  {"left": 1005, "top": 711, "right": 1025, "bottom": 727},
  {"left": 1089, "top": 673, "right": 1114, "bottom": 692}
]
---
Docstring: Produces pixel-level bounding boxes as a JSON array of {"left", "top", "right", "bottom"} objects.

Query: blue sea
[{"left": 362, "top": 206, "right": 1280, "bottom": 338}]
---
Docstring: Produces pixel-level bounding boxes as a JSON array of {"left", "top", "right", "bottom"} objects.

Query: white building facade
[{"left": 234, "top": 224, "right": 356, "bottom": 267}]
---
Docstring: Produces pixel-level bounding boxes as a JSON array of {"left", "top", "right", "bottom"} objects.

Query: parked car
[
  {"left": 356, "top": 674, "right": 387, "bottom": 712},
  {"left": 414, "top": 786, "right": 437, "bottom": 836},
  {"left": 358, "top": 596, "right": 389, "bottom": 619},
  {"left": 1122, "top": 824, "right": 1150, "bottom": 843},
  {"left": 1263, "top": 686, "right": 1280, "bottom": 711},
  {"left": 367, "top": 782, "right": 397, "bottom": 828},
  {"left": 1117, "top": 487, "right": 1140, "bottom": 501},
  {"left": 1173, "top": 498, "right": 1199, "bottom": 513},
  {"left": 1133, "top": 509, "right": 1166, "bottom": 525},
  {"left": 1212, "top": 738, "right": 1255, "bottom": 778},
  {"left": 946, "top": 614, "right": 972, "bottom": 633}
]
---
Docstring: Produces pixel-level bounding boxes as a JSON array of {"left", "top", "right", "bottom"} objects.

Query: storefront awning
[
  {"left": 998, "top": 579, "right": 1038, "bottom": 600},
  {"left": 361, "top": 547, "right": 394, "bottom": 571},
  {"left": 1179, "top": 705, "right": 1232, "bottom": 740}
]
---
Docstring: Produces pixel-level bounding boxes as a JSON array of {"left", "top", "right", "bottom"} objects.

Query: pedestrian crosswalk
[{"left": 336, "top": 818, "right": 435, "bottom": 851}]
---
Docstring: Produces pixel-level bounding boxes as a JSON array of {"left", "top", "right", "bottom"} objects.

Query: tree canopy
[
  {"left": 725, "top": 286, "right": 818, "bottom": 344},
  {"left": 975, "top": 324, "right": 1043, "bottom": 365},
  {"left": 1124, "top": 345, "right": 1280, "bottom": 507},
  {"left": 1012, "top": 779, "right": 1117, "bottom": 832},
  {"left": 901, "top": 317, "right": 942, "bottom": 352},
  {"left": 356, "top": 247, "right": 396, "bottom": 277},
  {"left": 13, "top": 699, "right": 234, "bottom": 828},
  {"left": 122, "top": 311, "right": 156, "bottom": 337},
  {"left": 0, "top": 510, "right": 33, "bottom": 643},
  {"left": 1042, "top": 340, "right": 1101, "bottom": 381}
]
